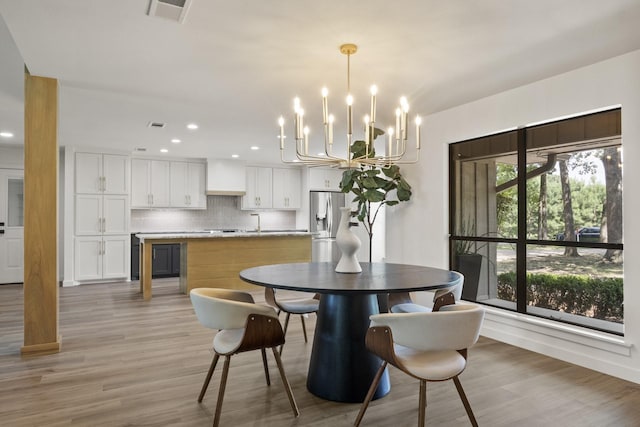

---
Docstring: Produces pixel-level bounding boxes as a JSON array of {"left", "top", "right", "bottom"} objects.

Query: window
[{"left": 449, "top": 108, "right": 623, "bottom": 334}]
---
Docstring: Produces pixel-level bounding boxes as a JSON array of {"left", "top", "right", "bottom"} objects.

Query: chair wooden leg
[
  {"left": 213, "top": 356, "right": 231, "bottom": 427},
  {"left": 261, "top": 348, "right": 271, "bottom": 386},
  {"left": 354, "top": 361, "right": 388, "bottom": 427},
  {"left": 271, "top": 347, "right": 300, "bottom": 418},
  {"left": 453, "top": 376, "right": 478, "bottom": 427},
  {"left": 418, "top": 380, "right": 426, "bottom": 427},
  {"left": 198, "top": 353, "right": 220, "bottom": 403},
  {"left": 300, "top": 314, "right": 308, "bottom": 343},
  {"left": 280, "top": 313, "right": 292, "bottom": 354}
]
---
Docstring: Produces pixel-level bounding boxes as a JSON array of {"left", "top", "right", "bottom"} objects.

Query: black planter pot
[{"left": 455, "top": 253, "right": 483, "bottom": 301}]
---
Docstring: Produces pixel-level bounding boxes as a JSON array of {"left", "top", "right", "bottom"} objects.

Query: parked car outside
[{"left": 556, "top": 226, "right": 601, "bottom": 242}]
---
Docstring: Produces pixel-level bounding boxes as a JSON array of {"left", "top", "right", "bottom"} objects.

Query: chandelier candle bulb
[
  {"left": 387, "top": 127, "right": 394, "bottom": 156},
  {"left": 322, "top": 87, "right": 329, "bottom": 124},
  {"left": 328, "top": 114, "right": 334, "bottom": 146},
  {"left": 364, "top": 115, "right": 370, "bottom": 146},
  {"left": 370, "top": 85, "right": 377, "bottom": 123},
  {"left": 395, "top": 108, "right": 401, "bottom": 144},
  {"left": 346, "top": 94, "right": 353, "bottom": 135},
  {"left": 304, "top": 126, "right": 310, "bottom": 155},
  {"left": 299, "top": 109, "right": 305, "bottom": 142},
  {"left": 279, "top": 116, "right": 285, "bottom": 149},
  {"left": 400, "top": 97, "right": 409, "bottom": 140},
  {"left": 415, "top": 116, "right": 422, "bottom": 149}
]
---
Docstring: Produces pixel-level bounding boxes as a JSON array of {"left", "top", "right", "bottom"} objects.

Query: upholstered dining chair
[
  {"left": 190, "top": 288, "right": 299, "bottom": 426},
  {"left": 354, "top": 303, "right": 485, "bottom": 427},
  {"left": 264, "top": 287, "right": 320, "bottom": 353},
  {"left": 388, "top": 279, "right": 464, "bottom": 313}
]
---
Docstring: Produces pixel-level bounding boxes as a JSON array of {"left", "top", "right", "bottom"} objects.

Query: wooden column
[{"left": 21, "top": 74, "right": 60, "bottom": 355}]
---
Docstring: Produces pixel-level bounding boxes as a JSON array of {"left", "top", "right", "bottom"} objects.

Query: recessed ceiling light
[
  {"left": 250, "top": 146, "right": 259, "bottom": 150},
  {"left": 231, "top": 154, "right": 239, "bottom": 158},
  {"left": 171, "top": 138, "right": 181, "bottom": 144},
  {"left": 160, "top": 148, "right": 168, "bottom": 153},
  {"left": 0, "top": 131, "right": 14, "bottom": 138},
  {"left": 187, "top": 123, "right": 198, "bottom": 130}
]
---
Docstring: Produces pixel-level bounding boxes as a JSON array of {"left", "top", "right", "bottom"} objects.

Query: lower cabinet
[
  {"left": 75, "top": 235, "right": 129, "bottom": 281},
  {"left": 152, "top": 244, "right": 173, "bottom": 276},
  {"left": 130, "top": 236, "right": 180, "bottom": 279}
]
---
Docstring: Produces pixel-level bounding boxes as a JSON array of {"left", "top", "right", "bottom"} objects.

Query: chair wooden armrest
[
  {"left": 237, "top": 313, "right": 285, "bottom": 353},
  {"left": 432, "top": 291, "right": 456, "bottom": 312}
]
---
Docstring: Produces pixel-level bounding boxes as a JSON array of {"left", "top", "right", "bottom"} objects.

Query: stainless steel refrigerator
[{"left": 309, "top": 191, "right": 346, "bottom": 262}]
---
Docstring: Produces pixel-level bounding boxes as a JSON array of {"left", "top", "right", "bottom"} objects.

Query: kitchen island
[{"left": 135, "top": 231, "right": 311, "bottom": 300}]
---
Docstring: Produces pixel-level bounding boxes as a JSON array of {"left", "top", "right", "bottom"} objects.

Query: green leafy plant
[
  {"left": 497, "top": 272, "right": 623, "bottom": 322},
  {"left": 453, "top": 219, "right": 478, "bottom": 255},
  {"left": 339, "top": 137, "right": 412, "bottom": 262}
]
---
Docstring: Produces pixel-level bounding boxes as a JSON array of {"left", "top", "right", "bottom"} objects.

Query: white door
[{"left": 0, "top": 169, "right": 24, "bottom": 284}]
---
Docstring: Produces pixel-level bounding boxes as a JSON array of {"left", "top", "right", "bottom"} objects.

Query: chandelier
[{"left": 278, "top": 43, "right": 421, "bottom": 168}]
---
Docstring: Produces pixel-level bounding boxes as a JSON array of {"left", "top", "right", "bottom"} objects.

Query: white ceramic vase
[{"left": 335, "top": 207, "right": 362, "bottom": 273}]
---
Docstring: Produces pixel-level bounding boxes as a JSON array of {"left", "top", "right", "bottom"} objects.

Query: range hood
[{"left": 206, "top": 159, "right": 246, "bottom": 196}]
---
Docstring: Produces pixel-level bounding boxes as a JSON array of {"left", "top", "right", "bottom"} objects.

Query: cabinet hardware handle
[
  {"left": 153, "top": 248, "right": 156, "bottom": 259},
  {"left": 102, "top": 176, "right": 106, "bottom": 192},
  {"left": 102, "top": 218, "right": 106, "bottom": 233},
  {"left": 103, "top": 241, "right": 106, "bottom": 255}
]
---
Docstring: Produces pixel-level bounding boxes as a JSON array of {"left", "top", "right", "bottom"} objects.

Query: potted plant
[
  {"left": 339, "top": 136, "right": 412, "bottom": 263},
  {"left": 452, "top": 221, "right": 483, "bottom": 301}
]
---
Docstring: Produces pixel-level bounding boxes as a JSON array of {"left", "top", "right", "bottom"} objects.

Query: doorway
[{"left": 0, "top": 169, "right": 24, "bottom": 284}]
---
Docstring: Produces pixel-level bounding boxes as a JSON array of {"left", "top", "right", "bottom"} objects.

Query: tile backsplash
[{"left": 131, "top": 195, "right": 298, "bottom": 232}]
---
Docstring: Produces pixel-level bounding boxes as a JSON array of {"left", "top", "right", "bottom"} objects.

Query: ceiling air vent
[
  {"left": 147, "top": 0, "right": 192, "bottom": 23},
  {"left": 147, "top": 121, "right": 166, "bottom": 129}
]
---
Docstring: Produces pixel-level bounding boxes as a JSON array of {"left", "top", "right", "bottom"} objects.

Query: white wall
[
  {"left": 386, "top": 49, "right": 640, "bottom": 384},
  {"left": 0, "top": 146, "right": 23, "bottom": 169}
]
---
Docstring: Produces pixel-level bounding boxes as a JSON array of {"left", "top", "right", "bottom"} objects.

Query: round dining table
[{"left": 239, "top": 262, "right": 463, "bottom": 403}]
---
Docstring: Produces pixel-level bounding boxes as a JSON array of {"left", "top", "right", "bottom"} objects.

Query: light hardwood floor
[{"left": 1, "top": 279, "right": 639, "bottom": 426}]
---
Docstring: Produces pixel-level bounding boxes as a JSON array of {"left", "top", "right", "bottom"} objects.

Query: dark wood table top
[{"left": 239, "top": 262, "right": 462, "bottom": 295}]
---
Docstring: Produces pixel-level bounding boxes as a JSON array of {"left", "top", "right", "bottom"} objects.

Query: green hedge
[{"left": 497, "top": 272, "right": 623, "bottom": 323}]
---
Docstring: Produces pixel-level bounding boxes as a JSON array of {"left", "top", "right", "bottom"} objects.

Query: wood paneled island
[{"left": 135, "top": 231, "right": 311, "bottom": 300}]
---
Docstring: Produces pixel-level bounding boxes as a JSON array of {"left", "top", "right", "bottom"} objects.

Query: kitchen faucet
[{"left": 250, "top": 213, "right": 261, "bottom": 232}]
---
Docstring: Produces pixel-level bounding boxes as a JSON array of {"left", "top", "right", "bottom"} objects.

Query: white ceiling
[{"left": 1, "top": 0, "right": 640, "bottom": 164}]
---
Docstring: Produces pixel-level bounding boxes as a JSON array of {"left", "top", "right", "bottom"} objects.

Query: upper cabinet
[
  {"left": 170, "top": 161, "right": 206, "bottom": 209},
  {"left": 131, "top": 159, "right": 171, "bottom": 208},
  {"left": 131, "top": 158, "right": 206, "bottom": 209},
  {"left": 242, "top": 166, "right": 272, "bottom": 209},
  {"left": 272, "top": 168, "right": 301, "bottom": 209},
  {"left": 206, "top": 159, "right": 246, "bottom": 196},
  {"left": 76, "top": 152, "right": 129, "bottom": 194},
  {"left": 308, "top": 167, "right": 343, "bottom": 191}
]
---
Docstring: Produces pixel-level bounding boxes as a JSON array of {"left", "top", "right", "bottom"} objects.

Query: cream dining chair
[
  {"left": 388, "top": 279, "right": 464, "bottom": 313},
  {"left": 190, "top": 288, "right": 299, "bottom": 426},
  {"left": 354, "top": 303, "right": 485, "bottom": 427},
  {"left": 264, "top": 287, "right": 320, "bottom": 353}
]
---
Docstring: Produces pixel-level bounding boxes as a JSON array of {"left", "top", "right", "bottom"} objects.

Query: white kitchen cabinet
[
  {"left": 169, "top": 161, "right": 206, "bottom": 208},
  {"left": 74, "top": 235, "right": 129, "bottom": 281},
  {"left": 72, "top": 151, "right": 130, "bottom": 283},
  {"left": 75, "top": 152, "right": 129, "bottom": 194},
  {"left": 131, "top": 158, "right": 171, "bottom": 208},
  {"left": 242, "top": 167, "right": 272, "bottom": 209},
  {"left": 308, "top": 167, "right": 344, "bottom": 191},
  {"left": 75, "top": 194, "right": 129, "bottom": 236},
  {"left": 272, "top": 168, "right": 301, "bottom": 209},
  {"left": 206, "top": 159, "right": 246, "bottom": 195}
]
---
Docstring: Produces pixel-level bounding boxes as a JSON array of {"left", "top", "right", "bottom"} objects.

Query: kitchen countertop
[{"left": 135, "top": 230, "right": 311, "bottom": 242}]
